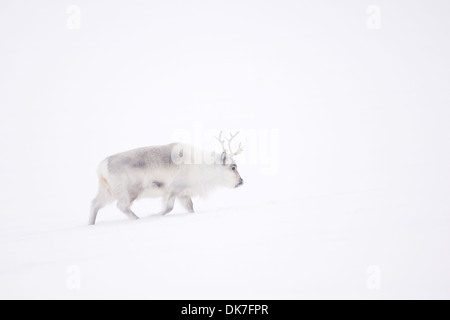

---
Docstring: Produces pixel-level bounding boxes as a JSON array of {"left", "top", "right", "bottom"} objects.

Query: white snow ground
[{"left": 1, "top": 1, "right": 450, "bottom": 299}]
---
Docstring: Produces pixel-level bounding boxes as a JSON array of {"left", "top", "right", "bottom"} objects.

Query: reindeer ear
[{"left": 221, "top": 152, "right": 227, "bottom": 165}]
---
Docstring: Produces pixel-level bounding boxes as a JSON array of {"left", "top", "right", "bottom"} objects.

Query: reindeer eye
[{"left": 231, "top": 165, "right": 237, "bottom": 171}]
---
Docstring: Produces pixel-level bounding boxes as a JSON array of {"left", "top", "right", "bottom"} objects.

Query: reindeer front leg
[
  {"left": 160, "top": 192, "right": 176, "bottom": 215},
  {"left": 178, "top": 196, "right": 194, "bottom": 213}
]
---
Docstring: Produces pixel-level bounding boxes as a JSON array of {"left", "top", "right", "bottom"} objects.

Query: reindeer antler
[
  {"left": 233, "top": 142, "right": 244, "bottom": 157},
  {"left": 215, "top": 131, "right": 227, "bottom": 154},
  {"left": 226, "top": 131, "right": 244, "bottom": 157}
]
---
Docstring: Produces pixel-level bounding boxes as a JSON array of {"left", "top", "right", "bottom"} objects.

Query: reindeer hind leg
[
  {"left": 116, "top": 184, "right": 142, "bottom": 221},
  {"left": 117, "top": 199, "right": 139, "bottom": 220},
  {"left": 89, "top": 178, "right": 114, "bottom": 225}
]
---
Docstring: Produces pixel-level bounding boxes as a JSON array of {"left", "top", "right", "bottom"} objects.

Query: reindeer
[{"left": 89, "top": 132, "right": 244, "bottom": 225}]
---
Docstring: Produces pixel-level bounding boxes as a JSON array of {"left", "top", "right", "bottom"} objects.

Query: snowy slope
[
  {"left": 1, "top": 188, "right": 449, "bottom": 299},
  {"left": 1, "top": 0, "right": 450, "bottom": 299}
]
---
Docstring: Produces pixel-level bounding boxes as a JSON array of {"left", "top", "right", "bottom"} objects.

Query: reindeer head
[{"left": 215, "top": 131, "right": 244, "bottom": 188}]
